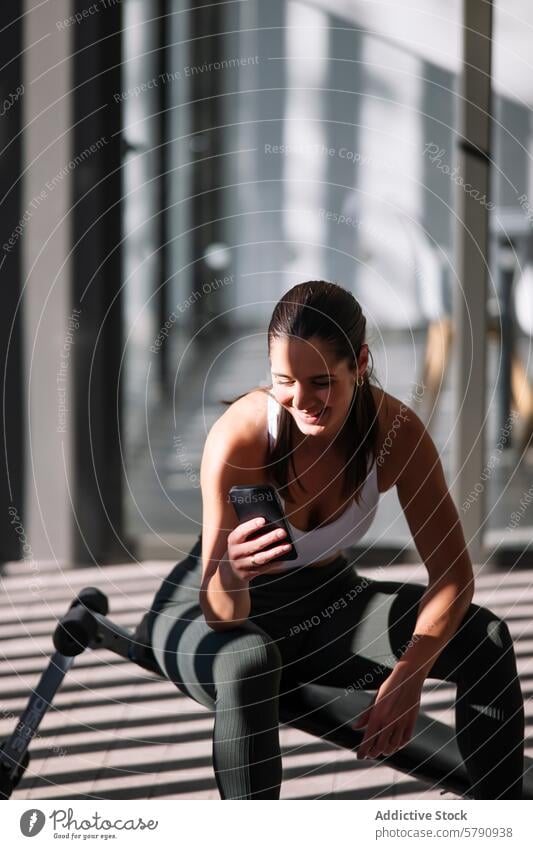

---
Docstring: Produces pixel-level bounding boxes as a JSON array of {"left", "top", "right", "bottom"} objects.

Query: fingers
[
  {"left": 356, "top": 712, "right": 403, "bottom": 759},
  {"left": 352, "top": 693, "right": 376, "bottom": 730},
  {"left": 241, "top": 526, "right": 290, "bottom": 557},
  {"left": 228, "top": 519, "right": 294, "bottom": 578},
  {"left": 232, "top": 517, "right": 268, "bottom": 544},
  {"left": 357, "top": 727, "right": 380, "bottom": 760},
  {"left": 232, "top": 518, "right": 290, "bottom": 557},
  {"left": 357, "top": 724, "right": 408, "bottom": 760},
  {"left": 382, "top": 726, "right": 405, "bottom": 756},
  {"left": 238, "top": 524, "right": 293, "bottom": 575},
  {"left": 352, "top": 706, "right": 372, "bottom": 728},
  {"left": 353, "top": 691, "right": 417, "bottom": 759},
  {"left": 247, "top": 543, "right": 294, "bottom": 576}
]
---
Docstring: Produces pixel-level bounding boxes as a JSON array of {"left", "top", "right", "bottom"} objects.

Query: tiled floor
[{"left": 1, "top": 552, "right": 531, "bottom": 800}]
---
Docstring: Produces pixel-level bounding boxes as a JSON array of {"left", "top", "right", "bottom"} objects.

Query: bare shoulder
[
  {"left": 370, "top": 385, "right": 428, "bottom": 493},
  {"left": 203, "top": 389, "right": 269, "bottom": 466}
]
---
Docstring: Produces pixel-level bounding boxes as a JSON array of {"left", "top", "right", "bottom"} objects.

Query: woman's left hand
[{"left": 352, "top": 663, "right": 424, "bottom": 759}]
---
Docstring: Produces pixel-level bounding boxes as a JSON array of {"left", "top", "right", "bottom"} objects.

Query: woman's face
[{"left": 269, "top": 336, "right": 366, "bottom": 444}]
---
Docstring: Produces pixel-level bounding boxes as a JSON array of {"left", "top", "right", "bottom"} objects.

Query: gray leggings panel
[
  {"left": 151, "top": 603, "right": 283, "bottom": 799},
  {"left": 151, "top": 603, "right": 282, "bottom": 711}
]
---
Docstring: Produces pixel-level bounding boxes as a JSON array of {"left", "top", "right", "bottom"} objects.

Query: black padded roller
[{"left": 53, "top": 606, "right": 98, "bottom": 656}]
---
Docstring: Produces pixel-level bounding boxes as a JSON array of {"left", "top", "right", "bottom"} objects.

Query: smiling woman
[
  {"left": 145, "top": 279, "right": 525, "bottom": 801},
  {"left": 220, "top": 280, "right": 381, "bottom": 507}
]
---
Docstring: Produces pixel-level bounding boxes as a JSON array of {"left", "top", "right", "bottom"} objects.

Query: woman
[{"left": 145, "top": 280, "right": 524, "bottom": 800}]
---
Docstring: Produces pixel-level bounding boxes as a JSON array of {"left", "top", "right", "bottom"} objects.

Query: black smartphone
[{"left": 228, "top": 484, "right": 298, "bottom": 562}]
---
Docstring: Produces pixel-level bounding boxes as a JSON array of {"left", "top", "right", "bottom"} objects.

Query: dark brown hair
[{"left": 220, "top": 280, "right": 380, "bottom": 505}]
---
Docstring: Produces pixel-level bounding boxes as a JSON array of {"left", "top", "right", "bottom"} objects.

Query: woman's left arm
[{"left": 354, "top": 402, "right": 475, "bottom": 758}]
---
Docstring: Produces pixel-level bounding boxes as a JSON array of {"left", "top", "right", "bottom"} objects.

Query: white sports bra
[{"left": 266, "top": 392, "right": 380, "bottom": 568}]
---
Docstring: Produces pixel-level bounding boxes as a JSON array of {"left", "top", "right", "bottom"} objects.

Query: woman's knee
[
  {"left": 151, "top": 612, "right": 282, "bottom": 709},
  {"left": 454, "top": 603, "right": 514, "bottom": 673},
  {"left": 210, "top": 627, "right": 283, "bottom": 699},
  {"left": 467, "top": 604, "right": 512, "bottom": 647}
]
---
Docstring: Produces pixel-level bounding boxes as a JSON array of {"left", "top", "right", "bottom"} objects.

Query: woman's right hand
[{"left": 227, "top": 518, "right": 293, "bottom": 580}]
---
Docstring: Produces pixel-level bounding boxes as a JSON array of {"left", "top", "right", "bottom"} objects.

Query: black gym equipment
[{"left": 1, "top": 587, "right": 531, "bottom": 800}]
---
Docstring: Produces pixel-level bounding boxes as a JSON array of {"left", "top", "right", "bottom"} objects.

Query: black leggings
[{"left": 146, "top": 536, "right": 525, "bottom": 800}]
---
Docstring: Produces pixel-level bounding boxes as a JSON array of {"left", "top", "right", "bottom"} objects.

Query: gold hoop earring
[{"left": 356, "top": 374, "right": 364, "bottom": 388}]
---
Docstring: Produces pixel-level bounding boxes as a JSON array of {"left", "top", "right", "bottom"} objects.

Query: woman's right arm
[
  {"left": 199, "top": 548, "right": 252, "bottom": 631},
  {"left": 198, "top": 400, "right": 290, "bottom": 631},
  {"left": 198, "top": 422, "right": 251, "bottom": 629}
]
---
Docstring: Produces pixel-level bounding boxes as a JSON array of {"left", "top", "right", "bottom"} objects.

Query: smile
[{"left": 296, "top": 407, "right": 327, "bottom": 422}]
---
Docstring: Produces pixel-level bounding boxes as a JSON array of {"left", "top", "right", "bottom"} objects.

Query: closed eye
[{"left": 275, "top": 380, "right": 331, "bottom": 387}]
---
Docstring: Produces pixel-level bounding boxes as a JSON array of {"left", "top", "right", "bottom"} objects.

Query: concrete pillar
[
  {"left": 22, "top": 1, "right": 74, "bottom": 563},
  {"left": 451, "top": 0, "right": 493, "bottom": 563}
]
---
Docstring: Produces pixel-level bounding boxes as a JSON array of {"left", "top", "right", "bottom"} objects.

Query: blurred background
[
  {"left": 3, "top": 0, "right": 533, "bottom": 569},
  {"left": 2, "top": 0, "right": 533, "bottom": 801}
]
